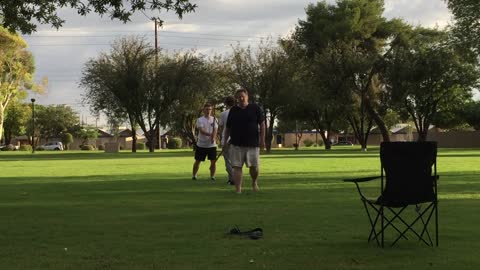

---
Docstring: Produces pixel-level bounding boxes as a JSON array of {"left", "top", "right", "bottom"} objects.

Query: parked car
[
  {"left": 334, "top": 141, "right": 354, "bottom": 146},
  {"left": 0, "top": 144, "right": 19, "bottom": 150},
  {"left": 40, "top": 142, "right": 64, "bottom": 150}
]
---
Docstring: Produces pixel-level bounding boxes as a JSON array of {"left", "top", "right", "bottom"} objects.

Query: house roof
[
  {"left": 97, "top": 129, "right": 114, "bottom": 138},
  {"left": 118, "top": 129, "right": 134, "bottom": 137}
]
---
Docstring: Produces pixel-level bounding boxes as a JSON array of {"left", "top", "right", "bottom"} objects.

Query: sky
[{"left": 21, "top": 0, "right": 456, "bottom": 127}]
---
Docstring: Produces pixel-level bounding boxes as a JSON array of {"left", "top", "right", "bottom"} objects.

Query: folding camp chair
[{"left": 344, "top": 142, "right": 439, "bottom": 247}]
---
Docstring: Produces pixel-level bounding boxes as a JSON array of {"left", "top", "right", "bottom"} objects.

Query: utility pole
[
  {"left": 155, "top": 18, "right": 158, "bottom": 57},
  {"left": 154, "top": 18, "right": 161, "bottom": 150},
  {"left": 31, "top": 98, "right": 35, "bottom": 153}
]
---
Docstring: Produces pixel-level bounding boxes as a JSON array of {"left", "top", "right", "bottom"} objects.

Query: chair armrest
[{"left": 344, "top": 176, "right": 381, "bottom": 183}]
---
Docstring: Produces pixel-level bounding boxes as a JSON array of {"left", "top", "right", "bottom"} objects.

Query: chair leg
[
  {"left": 381, "top": 206, "right": 384, "bottom": 248},
  {"left": 435, "top": 200, "right": 439, "bottom": 246},
  {"left": 362, "top": 199, "right": 381, "bottom": 246},
  {"left": 417, "top": 204, "right": 435, "bottom": 245},
  {"left": 390, "top": 203, "right": 436, "bottom": 247},
  {"left": 366, "top": 203, "right": 409, "bottom": 245},
  {"left": 371, "top": 206, "right": 409, "bottom": 243}
]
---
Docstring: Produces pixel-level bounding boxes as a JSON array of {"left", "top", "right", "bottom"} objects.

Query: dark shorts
[{"left": 195, "top": 146, "right": 217, "bottom": 161}]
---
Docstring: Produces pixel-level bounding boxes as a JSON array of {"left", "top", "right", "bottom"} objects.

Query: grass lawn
[{"left": 1, "top": 147, "right": 479, "bottom": 270}]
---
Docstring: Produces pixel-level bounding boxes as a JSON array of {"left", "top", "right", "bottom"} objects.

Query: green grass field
[{"left": 1, "top": 147, "right": 479, "bottom": 270}]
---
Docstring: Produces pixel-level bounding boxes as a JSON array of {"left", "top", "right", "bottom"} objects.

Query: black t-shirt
[{"left": 226, "top": 104, "right": 264, "bottom": 147}]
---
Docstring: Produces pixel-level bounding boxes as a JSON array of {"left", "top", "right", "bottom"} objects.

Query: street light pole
[{"left": 31, "top": 98, "right": 35, "bottom": 153}]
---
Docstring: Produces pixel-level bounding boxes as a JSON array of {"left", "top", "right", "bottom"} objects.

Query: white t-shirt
[
  {"left": 218, "top": 109, "right": 230, "bottom": 146},
  {"left": 196, "top": 116, "right": 218, "bottom": 148}
]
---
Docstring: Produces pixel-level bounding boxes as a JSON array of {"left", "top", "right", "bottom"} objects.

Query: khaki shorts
[{"left": 229, "top": 145, "right": 260, "bottom": 168}]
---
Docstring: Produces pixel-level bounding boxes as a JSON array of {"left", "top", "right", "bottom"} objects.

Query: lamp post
[{"left": 31, "top": 98, "right": 35, "bottom": 153}]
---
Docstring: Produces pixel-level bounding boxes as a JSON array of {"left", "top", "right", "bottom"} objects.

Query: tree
[
  {"left": 229, "top": 40, "right": 294, "bottom": 152},
  {"left": 161, "top": 52, "right": 223, "bottom": 148},
  {"left": 75, "top": 126, "right": 99, "bottom": 146},
  {"left": 276, "top": 112, "right": 311, "bottom": 150},
  {"left": 293, "top": 0, "right": 403, "bottom": 149},
  {"left": 81, "top": 37, "right": 218, "bottom": 152},
  {"left": 459, "top": 101, "right": 480, "bottom": 130},
  {"left": 446, "top": 0, "right": 480, "bottom": 55},
  {"left": 0, "top": 0, "right": 196, "bottom": 34},
  {"left": 35, "top": 105, "right": 79, "bottom": 142},
  {"left": 384, "top": 28, "right": 480, "bottom": 141},
  {"left": 282, "top": 38, "right": 354, "bottom": 150},
  {"left": 81, "top": 37, "right": 153, "bottom": 151},
  {"left": 0, "top": 27, "right": 43, "bottom": 143},
  {"left": 2, "top": 101, "right": 31, "bottom": 144}
]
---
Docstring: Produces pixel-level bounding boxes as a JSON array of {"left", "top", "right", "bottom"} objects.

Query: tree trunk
[
  {"left": 319, "top": 129, "right": 331, "bottom": 150},
  {"left": 131, "top": 126, "right": 137, "bottom": 153},
  {"left": 0, "top": 106, "right": 4, "bottom": 143},
  {"left": 148, "top": 129, "right": 155, "bottom": 152},
  {"left": 417, "top": 121, "right": 429, "bottom": 142},
  {"left": 365, "top": 101, "right": 390, "bottom": 142},
  {"left": 127, "top": 113, "right": 137, "bottom": 152}
]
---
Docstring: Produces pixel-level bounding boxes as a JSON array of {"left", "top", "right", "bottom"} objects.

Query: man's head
[
  {"left": 203, "top": 103, "right": 213, "bottom": 117},
  {"left": 224, "top": 96, "right": 235, "bottom": 108},
  {"left": 235, "top": 88, "right": 249, "bottom": 108}
]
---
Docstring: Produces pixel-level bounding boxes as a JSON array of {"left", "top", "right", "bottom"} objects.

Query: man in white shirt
[
  {"left": 192, "top": 103, "right": 218, "bottom": 181},
  {"left": 218, "top": 96, "right": 235, "bottom": 185}
]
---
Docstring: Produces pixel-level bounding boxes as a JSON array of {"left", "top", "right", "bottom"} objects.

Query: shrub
[
  {"left": 97, "top": 144, "right": 105, "bottom": 150},
  {"left": 1, "top": 144, "right": 15, "bottom": 151},
  {"left": 167, "top": 137, "right": 182, "bottom": 149},
  {"left": 136, "top": 142, "right": 146, "bottom": 150},
  {"left": 61, "top": 133, "right": 74, "bottom": 150},
  {"left": 35, "top": 146, "right": 45, "bottom": 151},
  {"left": 19, "top": 144, "right": 33, "bottom": 151},
  {"left": 81, "top": 144, "right": 95, "bottom": 151},
  {"left": 303, "top": 139, "right": 314, "bottom": 147}
]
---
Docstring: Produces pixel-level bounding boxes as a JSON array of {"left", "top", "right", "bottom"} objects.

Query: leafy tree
[
  {"left": 2, "top": 101, "right": 30, "bottom": 144},
  {"left": 0, "top": 27, "right": 44, "bottom": 143},
  {"left": 229, "top": 40, "right": 294, "bottom": 152},
  {"left": 293, "top": 0, "right": 402, "bottom": 149},
  {"left": 81, "top": 37, "right": 153, "bottom": 151},
  {"left": 446, "top": 0, "right": 480, "bottom": 55},
  {"left": 459, "top": 101, "right": 480, "bottom": 130},
  {"left": 282, "top": 37, "right": 354, "bottom": 150},
  {"left": 384, "top": 28, "right": 480, "bottom": 141},
  {"left": 75, "top": 126, "right": 98, "bottom": 146},
  {"left": 35, "top": 105, "right": 79, "bottom": 142},
  {"left": 0, "top": 0, "right": 196, "bottom": 34},
  {"left": 82, "top": 37, "right": 218, "bottom": 152},
  {"left": 161, "top": 52, "right": 222, "bottom": 148}
]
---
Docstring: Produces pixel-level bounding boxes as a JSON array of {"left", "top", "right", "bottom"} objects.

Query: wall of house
[
  {"left": 367, "top": 130, "right": 480, "bottom": 148},
  {"left": 426, "top": 130, "right": 480, "bottom": 148},
  {"left": 281, "top": 132, "right": 327, "bottom": 148},
  {"left": 367, "top": 133, "right": 411, "bottom": 145}
]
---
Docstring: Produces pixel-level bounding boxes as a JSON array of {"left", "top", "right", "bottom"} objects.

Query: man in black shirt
[{"left": 224, "top": 89, "right": 265, "bottom": 193}]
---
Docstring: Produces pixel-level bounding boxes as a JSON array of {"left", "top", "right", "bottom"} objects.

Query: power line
[
  {"left": 31, "top": 29, "right": 270, "bottom": 39},
  {"left": 25, "top": 34, "right": 261, "bottom": 43},
  {"left": 28, "top": 42, "right": 249, "bottom": 47}
]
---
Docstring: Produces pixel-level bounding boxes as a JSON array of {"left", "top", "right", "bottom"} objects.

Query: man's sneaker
[
  {"left": 211, "top": 177, "right": 216, "bottom": 181},
  {"left": 227, "top": 180, "right": 235, "bottom": 185},
  {"left": 192, "top": 176, "right": 197, "bottom": 180}
]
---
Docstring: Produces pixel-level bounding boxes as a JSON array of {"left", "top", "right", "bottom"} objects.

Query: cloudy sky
[{"left": 22, "top": 0, "right": 454, "bottom": 126}]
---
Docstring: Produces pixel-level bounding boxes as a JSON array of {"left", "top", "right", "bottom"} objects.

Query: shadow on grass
[{"left": 0, "top": 150, "right": 194, "bottom": 162}]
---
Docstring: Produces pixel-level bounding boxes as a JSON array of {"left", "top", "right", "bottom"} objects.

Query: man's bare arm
[{"left": 259, "top": 121, "right": 266, "bottom": 149}]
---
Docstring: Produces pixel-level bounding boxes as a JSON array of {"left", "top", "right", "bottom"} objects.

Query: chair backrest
[{"left": 378, "top": 142, "right": 437, "bottom": 207}]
